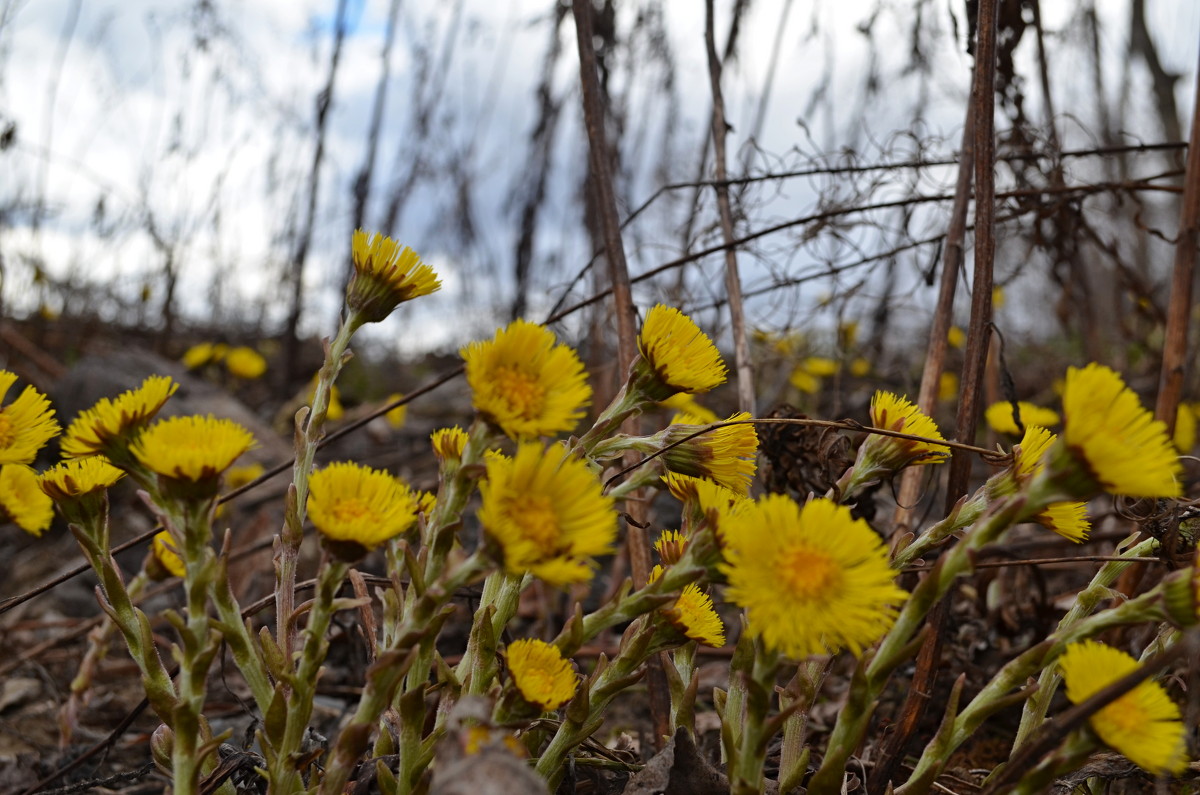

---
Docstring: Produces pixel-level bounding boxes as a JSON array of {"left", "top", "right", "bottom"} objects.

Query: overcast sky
[{"left": 1, "top": 0, "right": 1197, "bottom": 354}]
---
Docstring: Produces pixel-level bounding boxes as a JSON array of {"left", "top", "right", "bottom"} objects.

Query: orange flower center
[
  {"left": 778, "top": 545, "right": 841, "bottom": 602},
  {"left": 1099, "top": 696, "right": 1144, "bottom": 734},
  {"left": 494, "top": 366, "right": 545, "bottom": 419},
  {"left": 514, "top": 494, "right": 560, "bottom": 552},
  {"left": 331, "top": 497, "right": 374, "bottom": 526}
]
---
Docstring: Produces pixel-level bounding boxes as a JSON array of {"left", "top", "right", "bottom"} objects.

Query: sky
[{"left": 1, "top": 0, "right": 1197, "bottom": 356}]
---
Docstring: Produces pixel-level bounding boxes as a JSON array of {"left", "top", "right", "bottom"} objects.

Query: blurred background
[{"left": 0, "top": 0, "right": 1197, "bottom": 405}]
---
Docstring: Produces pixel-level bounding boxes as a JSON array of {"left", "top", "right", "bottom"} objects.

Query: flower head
[
  {"left": 181, "top": 342, "right": 227, "bottom": 370},
  {"left": 505, "top": 639, "right": 577, "bottom": 711},
  {"left": 40, "top": 457, "right": 124, "bottom": 501},
  {"left": 658, "top": 412, "right": 758, "bottom": 495},
  {"left": 462, "top": 320, "right": 591, "bottom": 440},
  {"left": 346, "top": 229, "right": 441, "bottom": 323},
  {"left": 0, "top": 371, "right": 60, "bottom": 465},
  {"left": 1011, "top": 426, "right": 1090, "bottom": 542},
  {"left": 654, "top": 529, "right": 687, "bottom": 565},
  {"left": 132, "top": 416, "right": 255, "bottom": 487},
  {"left": 384, "top": 394, "right": 407, "bottom": 429},
  {"left": 307, "top": 462, "right": 419, "bottom": 555},
  {"left": 632, "top": 305, "right": 727, "bottom": 400},
  {"left": 1060, "top": 364, "right": 1181, "bottom": 498},
  {"left": 865, "top": 391, "right": 950, "bottom": 469},
  {"left": 985, "top": 400, "right": 1060, "bottom": 435},
  {"left": 62, "top": 375, "right": 177, "bottom": 460},
  {"left": 152, "top": 531, "right": 185, "bottom": 578},
  {"left": 1174, "top": 403, "right": 1197, "bottom": 453},
  {"left": 0, "top": 464, "right": 54, "bottom": 536},
  {"left": 431, "top": 426, "right": 469, "bottom": 462},
  {"left": 479, "top": 442, "right": 616, "bottom": 586},
  {"left": 721, "top": 495, "right": 907, "bottom": 658},
  {"left": 224, "top": 347, "right": 267, "bottom": 379},
  {"left": 1058, "top": 640, "right": 1188, "bottom": 775},
  {"left": 663, "top": 584, "right": 725, "bottom": 647},
  {"left": 664, "top": 472, "right": 746, "bottom": 540}
]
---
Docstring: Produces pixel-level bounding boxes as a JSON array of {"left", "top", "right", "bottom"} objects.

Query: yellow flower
[
  {"left": 479, "top": 442, "right": 616, "bottom": 586},
  {"left": 40, "top": 456, "right": 124, "bottom": 501},
  {"left": 62, "top": 375, "right": 177, "bottom": 460},
  {"left": 415, "top": 490, "right": 437, "bottom": 517},
  {"left": 346, "top": 229, "right": 441, "bottom": 323},
  {"left": 947, "top": 326, "right": 965, "bottom": 349},
  {"left": 1058, "top": 640, "right": 1188, "bottom": 775},
  {"left": 224, "top": 347, "right": 267, "bottom": 379},
  {"left": 659, "top": 412, "right": 758, "bottom": 495},
  {"left": 991, "top": 286, "right": 1006, "bottom": 309},
  {"left": 802, "top": 356, "right": 839, "bottom": 377},
  {"left": 788, "top": 366, "right": 820, "bottom": 394},
  {"left": 0, "top": 371, "right": 60, "bottom": 465},
  {"left": 308, "top": 462, "right": 419, "bottom": 552},
  {"left": 0, "top": 465, "right": 54, "bottom": 536},
  {"left": 664, "top": 584, "right": 725, "bottom": 647},
  {"left": 431, "top": 426, "right": 468, "bottom": 461},
  {"left": 659, "top": 393, "right": 719, "bottom": 425},
  {"left": 861, "top": 391, "right": 950, "bottom": 472},
  {"left": 654, "top": 529, "right": 687, "bottom": 565},
  {"left": 384, "top": 394, "right": 407, "bottom": 429},
  {"left": 1174, "top": 402, "right": 1196, "bottom": 453},
  {"left": 462, "top": 320, "right": 591, "bottom": 440},
  {"left": 721, "top": 496, "right": 907, "bottom": 658},
  {"left": 152, "top": 531, "right": 185, "bottom": 578},
  {"left": 849, "top": 357, "right": 871, "bottom": 378},
  {"left": 664, "top": 472, "right": 746, "bottom": 539},
  {"left": 938, "top": 372, "right": 959, "bottom": 402},
  {"left": 985, "top": 401, "right": 1060, "bottom": 435},
  {"left": 1061, "top": 364, "right": 1180, "bottom": 498},
  {"left": 225, "top": 463, "right": 264, "bottom": 490},
  {"left": 181, "top": 342, "right": 225, "bottom": 370},
  {"left": 505, "top": 639, "right": 577, "bottom": 711},
  {"left": 633, "top": 305, "right": 727, "bottom": 400},
  {"left": 132, "top": 415, "right": 255, "bottom": 483},
  {"left": 1012, "top": 426, "right": 1090, "bottom": 542}
]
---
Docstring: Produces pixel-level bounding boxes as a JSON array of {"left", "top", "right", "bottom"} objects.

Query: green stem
[
  {"left": 277, "top": 313, "right": 362, "bottom": 666},
  {"left": 1011, "top": 534, "right": 1156, "bottom": 751},
  {"left": 807, "top": 497, "right": 1025, "bottom": 794},
  {"left": 270, "top": 557, "right": 351, "bottom": 793},
  {"left": 318, "top": 553, "right": 487, "bottom": 795}
]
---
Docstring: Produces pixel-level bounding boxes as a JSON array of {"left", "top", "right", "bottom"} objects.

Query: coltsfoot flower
[
  {"left": 132, "top": 416, "right": 255, "bottom": 487},
  {"left": 0, "top": 464, "right": 55, "bottom": 536},
  {"left": 865, "top": 391, "right": 950, "bottom": 470},
  {"left": 385, "top": 394, "right": 407, "bottom": 429},
  {"left": 659, "top": 393, "right": 719, "bottom": 424},
  {"left": 664, "top": 472, "right": 746, "bottom": 540},
  {"left": 40, "top": 456, "right": 124, "bottom": 501},
  {"left": 985, "top": 400, "right": 1060, "bottom": 435},
  {"left": 505, "top": 638, "right": 577, "bottom": 711},
  {"left": 431, "top": 426, "right": 468, "bottom": 462},
  {"left": 62, "top": 375, "right": 177, "bottom": 460},
  {"left": 479, "top": 442, "right": 616, "bottom": 586},
  {"left": 658, "top": 412, "right": 758, "bottom": 495},
  {"left": 307, "top": 462, "right": 419, "bottom": 555},
  {"left": 1013, "top": 426, "right": 1090, "bottom": 543},
  {"left": 654, "top": 529, "right": 687, "bottom": 565},
  {"left": 0, "top": 370, "right": 60, "bottom": 465},
  {"left": 721, "top": 496, "right": 907, "bottom": 658},
  {"left": 40, "top": 456, "right": 124, "bottom": 526},
  {"left": 1058, "top": 640, "right": 1188, "bottom": 775},
  {"left": 151, "top": 531, "right": 186, "bottom": 578},
  {"left": 632, "top": 305, "right": 727, "bottom": 400},
  {"left": 1058, "top": 364, "right": 1181, "bottom": 498},
  {"left": 346, "top": 229, "right": 441, "bottom": 323},
  {"left": 462, "top": 320, "right": 591, "bottom": 440},
  {"left": 224, "top": 347, "right": 267, "bottom": 379},
  {"left": 664, "top": 584, "right": 725, "bottom": 647}
]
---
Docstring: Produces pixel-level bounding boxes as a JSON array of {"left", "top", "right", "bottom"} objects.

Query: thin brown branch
[
  {"left": 704, "top": 0, "right": 754, "bottom": 415},
  {"left": 1154, "top": 44, "right": 1200, "bottom": 430}
]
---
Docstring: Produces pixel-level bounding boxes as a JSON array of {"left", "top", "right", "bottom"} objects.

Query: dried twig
[{"left": 704, "top": 0, "right": 755, "bottom": 415}]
